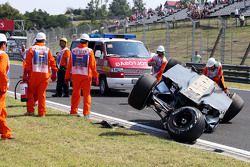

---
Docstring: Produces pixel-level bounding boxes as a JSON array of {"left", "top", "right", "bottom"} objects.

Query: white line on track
[{"left": 7, "top": 90, "right": 250, "bottom": 162}]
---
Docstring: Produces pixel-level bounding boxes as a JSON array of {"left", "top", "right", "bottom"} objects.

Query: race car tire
[
  {"left": 221, "top": 93, "right": 244, "bottom": 123},
  {"left": 164, "top": 58, "right": 182, "bottom": 72},
  {"left": 167, "top": 106, "right": 205, "bottom": 143},
  {"left": 128, "top": 74, "right": 158, "bottom": 110}
]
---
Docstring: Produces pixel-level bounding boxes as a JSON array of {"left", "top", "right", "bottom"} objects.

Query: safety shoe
[
  {"left": 52, "top": 94, "right": 62, "bottom": 97},
  {"left": 77, "top": 114, "right": 84, "bottom": 117},
  {"left": 63, "top": 94, "right": 69, "bottom": 97},
  {"left": 38, "top": 114, "right": 45, "bottom": 118},
  {"left": 24, "top": 112, "right": 35, "bottom": 116},
  {"left": 1, "top": 136, "right": 15, "bottom": 140}
]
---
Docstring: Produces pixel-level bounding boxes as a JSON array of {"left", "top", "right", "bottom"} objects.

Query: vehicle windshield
[{"left": 105, "top": 41, "right": 150, "bottom": 58}]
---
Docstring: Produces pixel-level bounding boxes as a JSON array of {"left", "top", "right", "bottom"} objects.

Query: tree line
[{"left": 0, "top": 0, "right": 147, "bottom": 30}]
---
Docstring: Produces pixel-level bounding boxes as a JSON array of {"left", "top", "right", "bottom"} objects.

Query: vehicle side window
[
  {"left": 88, "top": 42, "right": 95, "bottom": 50},
  {"left": 94, "top": 43, "right": 104, "bottom": 59}
]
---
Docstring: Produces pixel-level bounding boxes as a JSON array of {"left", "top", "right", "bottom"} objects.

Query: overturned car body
[{"left": 128, "top": 61, "right": 244, "bottom": 143}]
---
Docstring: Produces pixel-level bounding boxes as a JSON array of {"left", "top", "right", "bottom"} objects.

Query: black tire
[
  {"left": 221, "top": 93, "right": 244, "bottom": 123},
  {"left": 128, "top": 74, "right": 158, "bottom": 110},
  {"left": 167, "top": 106, "right": 205, "bottom": 143},
  {"left": 100, "top": 77, "right": 110, "bottom": 95},
  {"left": 164, "top": 58, "right": 182, "bottom": 72}
]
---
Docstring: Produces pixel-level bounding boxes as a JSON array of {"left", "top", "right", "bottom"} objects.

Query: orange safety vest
[
  {"left": 57, "top": 47, "right": 69, "bottom": 67},
  {"left": 149, "top": 55, "right": 167, "bottom": 75}
]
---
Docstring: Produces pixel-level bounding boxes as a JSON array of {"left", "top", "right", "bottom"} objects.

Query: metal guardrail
[{"left": 186, "top": 63, "right": 250, "bottom": 84}]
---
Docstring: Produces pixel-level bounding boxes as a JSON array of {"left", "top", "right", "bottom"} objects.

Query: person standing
[
  {"left": 65, "top": 34, "right": 99, "bottom": 118},
  {"left": 52, "top": 38, "right": 70, "bottom": 97},
  {"left": 148, "top": 45, "right": 168, "bottom": 81},
  {"left": 192, "top": 51, "right": 202, "bottom": 63},
  {"left": 23, "top": 32, "right": 57, "bottom": 117},
  {"left": 0, "top": 33, "right": 13, "bottom": 140}
]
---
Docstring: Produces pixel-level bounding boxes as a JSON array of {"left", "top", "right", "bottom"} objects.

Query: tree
[
  {"left": 24, "top": 9, "right": 70, "bottom": 29},
  {"left": 85, "top": 0, "right": 97, "bottom": 21},
  {"left": 132, "top": 0, "right": 146, "bottom": 13},
  {"left": 109, "top": 0, "right": 132, "bottom": 18},
  {"left": 0, "top": 2, "right": 23, "bottom": 20}
]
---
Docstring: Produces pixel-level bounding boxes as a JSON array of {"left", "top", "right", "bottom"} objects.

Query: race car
[{"left": 128, "top": 59, "right": 245, "bottom": 143}]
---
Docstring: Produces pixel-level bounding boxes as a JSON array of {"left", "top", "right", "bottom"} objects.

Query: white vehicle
[{"left": 70, "top": 34, "right": 152, "bottom": 95}]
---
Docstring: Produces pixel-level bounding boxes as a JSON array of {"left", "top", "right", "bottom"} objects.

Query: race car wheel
[
  {"left": 164, "top": 58, "right": 182, "bottom": 72},
  {"left": 128, "top": 74, "right": 158, "bottom": 110},
  {"left": 221, "top": 93, "right": 244, "bottom": 123},
  {"left": 167, "top": 106, "right": 205, "bottom": 143},
  {"left": 100, "top": 77, "right": 110, "bottom": 95}
]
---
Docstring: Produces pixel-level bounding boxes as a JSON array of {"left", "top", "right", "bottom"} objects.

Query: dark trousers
[{"left": 56, "top": 69, "right": 69, "bottom": 96}]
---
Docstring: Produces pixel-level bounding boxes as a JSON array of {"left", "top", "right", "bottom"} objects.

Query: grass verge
[
  {"left": 1, "top": 96, "right": 249, "bottom": 167},
  {"left": 226, "top": 82, "right": 250, "bottom": 90},
  {"left": 10, "top": 60, "right": 22, "bottom": 65}
]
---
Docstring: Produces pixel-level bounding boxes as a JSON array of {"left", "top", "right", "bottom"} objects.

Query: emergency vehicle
[{"left": 70, "top": 34, "right": 152, "bottom": 95}]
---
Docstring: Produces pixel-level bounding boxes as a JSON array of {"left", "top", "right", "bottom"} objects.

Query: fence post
[
  {"left": 220, "top": 17, "right": 226, "bottom": 64},
  {"left": 191, "top": 19, "right": 196, "bottom": 61},
  {"left": 165, "top": 21, "right": 170, "bottom": 58},
  {"left": 240, "top": 42, "right": 250, "bottom": 65},
  {"left": 143, "top": 22, "right": 147, "bottom": 46}
]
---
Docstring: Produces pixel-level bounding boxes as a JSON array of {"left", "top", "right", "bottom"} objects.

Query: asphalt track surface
[{"left": 9, "top": 64, "right": 250, "bottom": 152}]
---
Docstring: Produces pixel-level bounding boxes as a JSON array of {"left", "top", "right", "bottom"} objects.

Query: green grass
[
  {"left": 10, "top": 60, "right": 22, "bottom": 65},
  {"left": 1, "top": 96, "right": 250, "bottom": 167},
  {"left": 226, "top": 82, "right": 250, "bottom": 90}
]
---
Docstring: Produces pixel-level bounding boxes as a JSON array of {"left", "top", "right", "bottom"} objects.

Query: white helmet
[
  {"left": 80, "top": 33, "right": 90, "bottom": 41},
  {"left": 157, "top": 45, "right": 165, "bottom": 53},
  {"left": 36, "top": 32, "right": 46, "bottom": 41},
  {"left": 206, "top": 57, "right": 217, "bottom": 67},
  {"left": 0, "top": 33, "right": 7, "bottom": 42}
]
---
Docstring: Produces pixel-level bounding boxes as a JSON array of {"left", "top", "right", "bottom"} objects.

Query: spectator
[
  {"left": 192, "top": 51, "right": 202, "bottom": 63},
  {"left": 239, "top": 14, "right": 245, "bottom": 27}
]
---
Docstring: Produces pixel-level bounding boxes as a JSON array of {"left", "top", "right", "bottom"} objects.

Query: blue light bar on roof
[{"left": 89, "top": 34, "right": 136, "bottom": 39}]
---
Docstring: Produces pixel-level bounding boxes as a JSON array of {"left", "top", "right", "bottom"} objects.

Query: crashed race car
[{"left": 128, "top": 59, "right": 245, "bottom": 143}]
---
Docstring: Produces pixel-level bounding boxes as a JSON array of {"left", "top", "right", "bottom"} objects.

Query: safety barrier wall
[{"left": 186, "top": 62, "right": 250, "bottom": 83}]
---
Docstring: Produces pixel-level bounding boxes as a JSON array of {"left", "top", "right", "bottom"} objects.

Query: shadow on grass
[
  {"left": 8, "top": 113, "right": 72, "bottom": 118},
  {"left": 99, "top": 131, "right": 146, "bottom": 137},
  {"left": 7, "top": 104, "right": 26, "bottom": 108}
]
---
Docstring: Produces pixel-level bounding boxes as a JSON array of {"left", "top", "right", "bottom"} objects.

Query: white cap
[
  {"left": 0, "top": 33, "right": 7, "bottom": 42},
  {"left": 206, "top": 57, "right": 217, "bottom": 67},
  {"left": 80, "top": 33, "right": 90, "bottom": 41},
  {"left": 36, "top": 32, "right": 46, "bottom": 41},
  {"left": 157, "top": 45, "right": 165, "bottom": 52}
]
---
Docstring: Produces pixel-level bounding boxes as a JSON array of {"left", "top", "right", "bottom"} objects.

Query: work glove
[
  {"left": 22, "top": 71, "right": 30, "bottom": 82},
  {"left": 224, "top": 89, "right": 230, "bottom": 97},
  {"left": 51, "top": 72, "right": 57, "bottom": 82}
]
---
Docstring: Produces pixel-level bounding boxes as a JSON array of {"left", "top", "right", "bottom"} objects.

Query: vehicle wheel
[
  {"left": 128, "top": 74, "right": 158, "bottom": 110},
  {"left": 100, "top": 77, "right": 110, "bottom": 95},
  {"left": 221, "top": 93, "right": 244, "bottom": 123},
  {"left": 164, "top": 58, "right": 182, "bottom": 72},
  {"left": 167, "top": 106, "right": 205, "bottom": 143}
]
